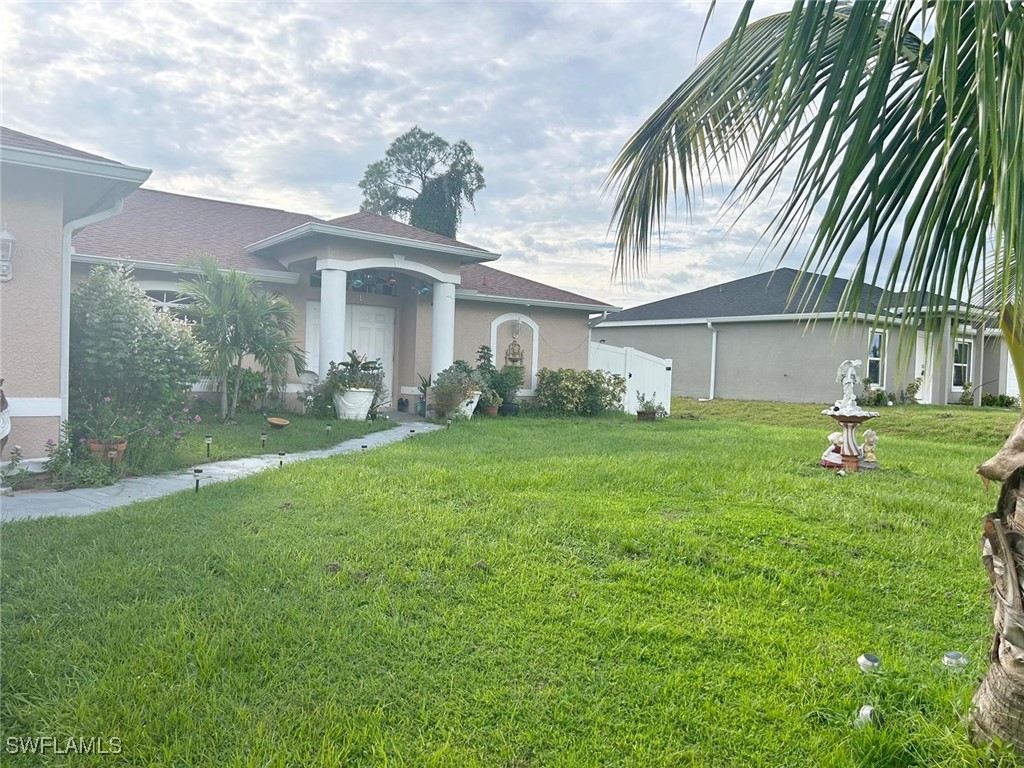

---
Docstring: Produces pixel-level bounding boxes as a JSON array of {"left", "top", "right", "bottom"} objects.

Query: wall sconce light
[{"left": 0, "top": 224, "right": 16, "bottom": 282}]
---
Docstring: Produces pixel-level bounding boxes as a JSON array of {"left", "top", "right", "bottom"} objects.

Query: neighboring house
[
  {"left": 0, "top": 127, "right": 150, "bottom": 461},
  {"left": 1, "top": 126, "right": 615, "bottom": 460},
  {"left": 594, "top": 268, "right": 1008, "bottom": 405}
]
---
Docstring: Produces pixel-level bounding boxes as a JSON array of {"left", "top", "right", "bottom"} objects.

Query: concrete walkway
[{"left": 0, "top": 422, "right": 442, "bottom": 522}]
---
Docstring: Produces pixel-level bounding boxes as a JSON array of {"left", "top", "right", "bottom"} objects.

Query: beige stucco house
[
  {"left": 0, "top": 128, "right": 151, "bottom": 461},
  {"left": 1, "top": 127, "right": 614, "bottom": 461},
  {"left": 595, "top": 268, "right": 1009, "bottom": 406}
]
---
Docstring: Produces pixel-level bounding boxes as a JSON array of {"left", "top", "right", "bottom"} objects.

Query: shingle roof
[
  {"left": 1, "top": 126, "right": 123, "bottom": 164},
  {"left": 606, "top": 268, "right": 888, "bottom": 322},
  {"left": 328, "top": 211, "right": 491, "bottom": 254},
  {"left": 73, "top": 189, "right": 322, "bottom": 273},
  {"left": 460, "top": 264, "right": 613, "bottom": 309},
  {"left": 72, "top": 187, "right": 610, "bottom": 309}
]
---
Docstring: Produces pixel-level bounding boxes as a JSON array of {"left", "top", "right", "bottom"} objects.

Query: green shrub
[
  {"left": 69, "top": 266, "right": 203, "bottom": 473},
  {"left": 535, "top": 368, "right": 626, "bottom": 416},
  {"left": 231, "top": 368, "right": 268, "bottom": 410},
  {"left": 980, "top": 392, "right": 1019, "bottom": 408},
  {"left": 491, "top": 365, "right": 525, "bottom": 404},
  {"left": 430, "top": 362, "right": 484, "bottom": 418}
]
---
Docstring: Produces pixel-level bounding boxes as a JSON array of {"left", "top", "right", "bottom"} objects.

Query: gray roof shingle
[{"left": 606, "top": 269, "right": 888, "bottom": 322}]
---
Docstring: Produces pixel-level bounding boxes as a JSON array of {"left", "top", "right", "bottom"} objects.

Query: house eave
[
  {"left": 246, "top": 222, "right": 501, "bottom": 262},
  {"left": 1, "top": 145, "right": 151, "bottom": 185},
  {"left": 70, "top": 253, "right": 300, "bottom": 284},
  {"left": 455, "top": 290, "right": 617, "bottom": 313}
]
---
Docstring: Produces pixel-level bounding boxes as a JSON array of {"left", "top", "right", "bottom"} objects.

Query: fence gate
[{"left": 588, "top": 342, "right": 673, "bottom": 414}]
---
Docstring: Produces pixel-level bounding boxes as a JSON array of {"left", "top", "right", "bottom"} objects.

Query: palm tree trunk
[
  {"left": 229, "top": 362, "right": 243, "bottom": 421},
  {"left": 973, "top": 418, "right": 1024, "bottom": 755},
  {"left": 219, "top": 375, "right": 228, "bottom": 421}
]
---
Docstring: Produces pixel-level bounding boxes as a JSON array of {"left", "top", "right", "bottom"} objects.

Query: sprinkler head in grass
[
  {"left": 260, "top": 432, "right": 268, "bottom": 449},
  {"left": 943, "top": 651, "right": 968, "bottom": 669},
  {"left": 854, "top": 705, "right": 883, "bottom": 729},
  {"left": 204, "top": 434, "right": 213, "bottom": 457},
  {"left": 193, "top": 467, "right": 203, "bottom": 493},
  {"left": 278, "top": 452, "right": 285, "bottom": 468},
  {"left": 857, "top": 653, "right": 882, "bottom": 673}
]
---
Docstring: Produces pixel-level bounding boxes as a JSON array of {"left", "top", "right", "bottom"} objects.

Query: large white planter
[
  {"left": 455, "top": 391, "right": 482, "bottom": 420},
  {"left": 333, "top": 388, "right": 375, "bottom": 421}
]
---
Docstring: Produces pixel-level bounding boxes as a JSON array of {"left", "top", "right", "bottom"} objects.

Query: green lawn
[
  {"left": 2, "top": 403, "right": 1020, "bottom": 766},
  {"left": 168, "top": 405, "right": 395, "bottom": 468}
]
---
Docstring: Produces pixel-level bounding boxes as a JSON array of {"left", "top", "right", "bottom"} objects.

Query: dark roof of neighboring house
[
  {"left": 328, "top": 211, "right": 490, "bottom": 254},
  {"left": 605, "top": 268, "right": 890, "bottom": 323},
  {"left": 73, "top": 188, "right": 610, "bottom": 309},
  {"left": 0, "top": 126, "right": 123, "bottom": 164},
  {"left": 460, "top": 264, "right": 613, "bottom": 309},
  {"left": 74, "top": 188, "right": 320, "bottom": 273}
]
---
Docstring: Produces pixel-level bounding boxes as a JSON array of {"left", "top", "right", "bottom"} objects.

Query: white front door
[{"left": 306, "top": 302, "right": 395, "bottom": 405}]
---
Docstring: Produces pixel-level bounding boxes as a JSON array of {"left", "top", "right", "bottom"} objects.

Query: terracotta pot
[
  {"left": 87, "top": 439, "right": 127, "bottom": 464},
  {"left": 482, "top": 405, "right": 499, "bottom": 417}
]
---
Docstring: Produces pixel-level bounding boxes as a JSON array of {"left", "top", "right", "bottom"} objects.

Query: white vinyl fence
[{"left": 588, "top": 342, "right": 673, "bottom": 414}]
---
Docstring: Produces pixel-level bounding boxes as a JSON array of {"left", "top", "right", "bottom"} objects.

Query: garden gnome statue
[
  {"left": 820, "top": 431, "right": 843, "bottom": 468},
  {"left": 0, "top": 379, "right": 10, "bottom": 459},
  {"left": 860, "top": 429, "right": 880, "bottom": 470}
]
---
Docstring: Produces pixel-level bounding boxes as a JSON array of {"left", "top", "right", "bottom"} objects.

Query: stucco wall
[
  {"left": 599, "top": 319, "right": 919, "bottom": 404},
  {"left": 0, "top": 165, "right": 65, "bottom": 459},
  {"left": 453, "top": 302, "right": 591, "bottom": 391}
]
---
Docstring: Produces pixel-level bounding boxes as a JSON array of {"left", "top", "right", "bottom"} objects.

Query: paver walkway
[{"left": 0, "top": 422, "right": 442, "bottom": 522}]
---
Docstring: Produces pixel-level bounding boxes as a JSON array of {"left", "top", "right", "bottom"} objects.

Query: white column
[
  {"left": 431, "top": 281, "right": 456, "bottom": 377},
  {"left": 319, "top": 268, "right": 347, "bottom": 380}
]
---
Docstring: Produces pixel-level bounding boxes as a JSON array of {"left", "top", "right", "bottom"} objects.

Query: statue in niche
[{"left": 504, "top": 319, "right": 525, "bottom": 367}]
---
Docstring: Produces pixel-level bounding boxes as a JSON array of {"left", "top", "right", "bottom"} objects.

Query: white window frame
[
  {"left": 867, "top": 329, "right": 886, "bottom": 389},
  {"left": 952, "top": 339, "right": 973, "bottom": 390}
]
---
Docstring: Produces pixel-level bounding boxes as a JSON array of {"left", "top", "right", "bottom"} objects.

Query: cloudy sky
[{"left": 3, "top": 0, "right": 806, "bottom": 308}]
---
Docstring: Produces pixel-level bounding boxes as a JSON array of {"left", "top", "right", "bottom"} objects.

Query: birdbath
[{"left": 822, "top": 360, "right": 879, "bottom": 472}]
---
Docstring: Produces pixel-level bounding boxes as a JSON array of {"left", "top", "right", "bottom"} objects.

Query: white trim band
[{"left": 7, "top": 398, "right": 63, "bottom": 417}]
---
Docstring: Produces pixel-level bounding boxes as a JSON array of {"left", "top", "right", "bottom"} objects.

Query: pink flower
[
  {"left": 154, "top": 429, "right": 161, "bottom": 436},
  {"left": 46, "top": 438, "right": 56, "bottom": 447},
  {"left": 174, "top": 432, "right": 183, "bottom": 441},
  {"left": 103, "top": 396, "right": 112, "bottom": 403},
  {"left": 194, "top": 415, "right": 202, "bottom": 423},
  {"left": 168, "top": 415, "right": 175, "bottom": 422},
  {"left": 183, "top": 407, "right": 190, "bottom": 414},
  {"left": 78, "top": 437, "right": 86, "bottom": 445}
]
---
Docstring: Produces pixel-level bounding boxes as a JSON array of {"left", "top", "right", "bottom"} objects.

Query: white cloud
[{"left": 3, "top": 0, "right": 818, "bottom": 309}]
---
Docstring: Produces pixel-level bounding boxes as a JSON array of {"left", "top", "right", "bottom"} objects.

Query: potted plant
[
  {"left": 83, "top": 395, "right": 132, "bottom": 463},
  {"left": 416, "top": 374, "right": 431, "bottom": 417},
  {"left": 493, "top": 365, "right": 525, "bottom": 416},
  {"left": 430, "top": 362, "right": 483, "bottom": 419},
  {"left": 477, "top": 387, "right": 501, "bottom": 417},
  {"left": 320, "top": 351, "right": 385, "bottom": 421},
  {"left": 636, "top": 391, "right": 666, "bottom": 422}
]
